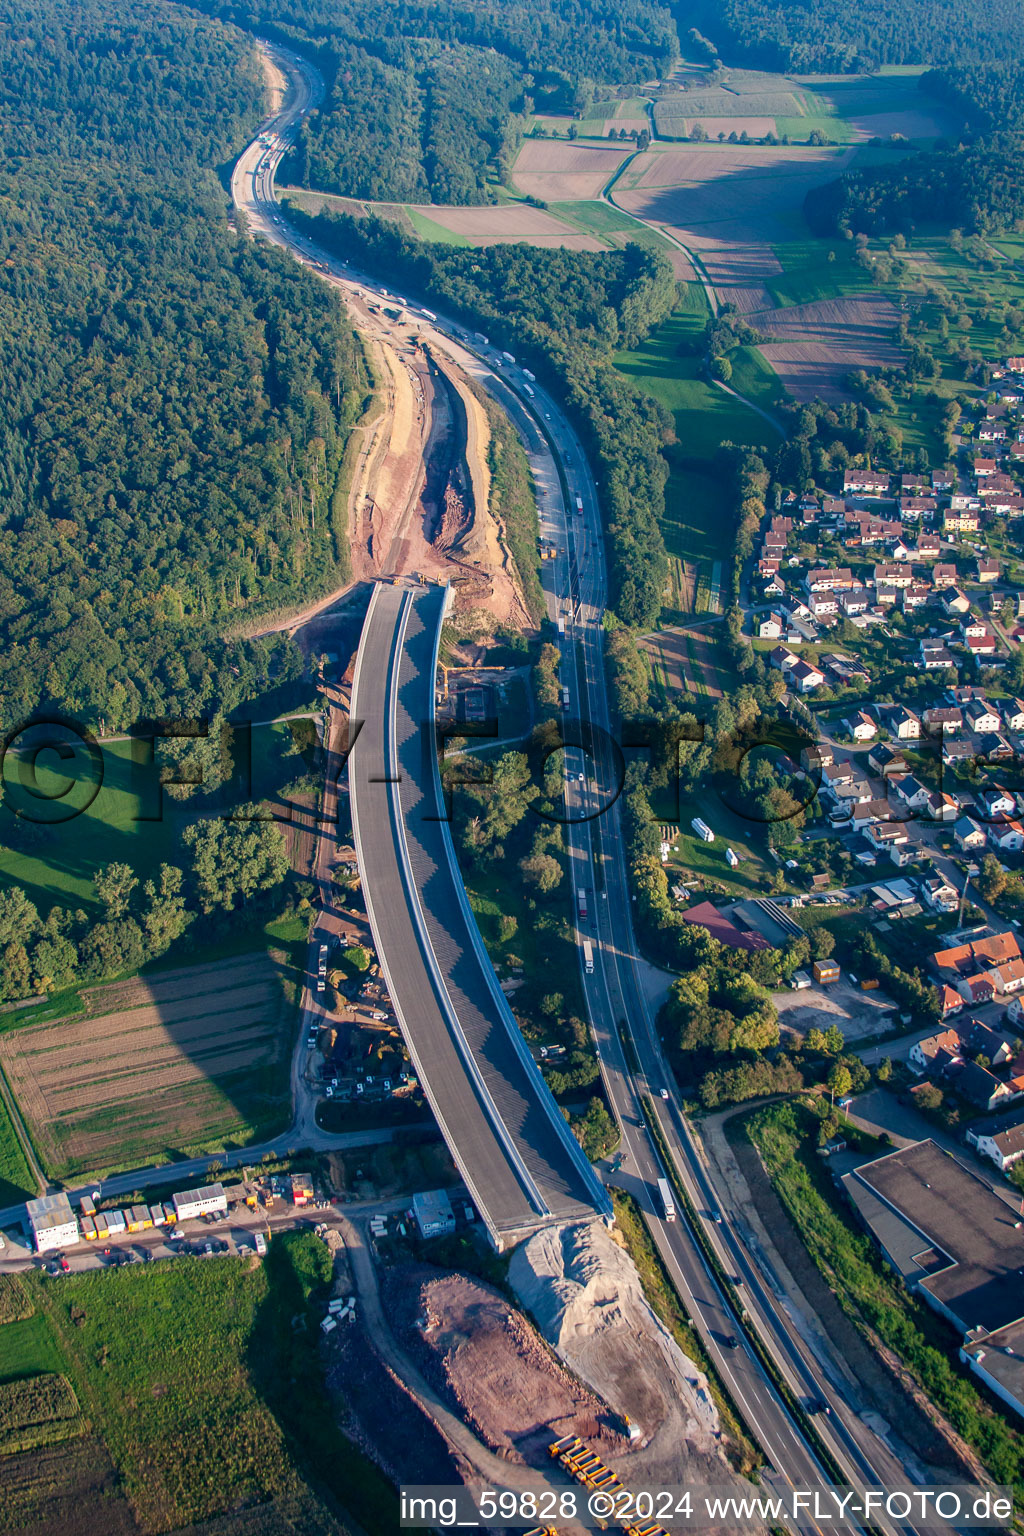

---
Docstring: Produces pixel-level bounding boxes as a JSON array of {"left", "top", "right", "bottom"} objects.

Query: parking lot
[
  {"left": 773, "top": 973, "right": 898, "bottom": 1042},
  {"left": 0, "top": 1208, "right": 323, "bottom": 1278}
]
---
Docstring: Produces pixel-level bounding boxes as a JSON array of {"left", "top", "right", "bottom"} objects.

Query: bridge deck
[{"left": 349, "top": 581, "right": 608, "bottom": 1246}]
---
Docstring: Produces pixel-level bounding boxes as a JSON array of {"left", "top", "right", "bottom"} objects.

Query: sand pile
[{"left": 509, "top": 1220, "right": 735, "bottom": 1486}]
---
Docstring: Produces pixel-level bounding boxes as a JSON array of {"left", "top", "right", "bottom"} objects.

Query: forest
[
  {"left": 286, "top": 205, "right": 676, "bottom": 627},
  {"left": 804, "top": 135, "right": 1024, "bottom": 237},
  {"left": 0, "top": 0, "right": 367, "bottom": 735},
  {"left": 687, "top": 0, "right": 1024, "bottom": 75},
  {"left": 189, "top": 0, "right": 677, "bottom": 203}
]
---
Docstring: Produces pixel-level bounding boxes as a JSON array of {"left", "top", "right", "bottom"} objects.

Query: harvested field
[
  {"left": 411, "top": 203, "right": 587, "bottom": 242},
  {"left": 849, "top": 107, "right": 951, "bottom": 140},
  {"left": 388, "top": 1264, "right": 622, "bottom": 1462},
  {"left": 618, "top": 144, "right": 852, "bottom": 248},
  {"left": 753, "top": 294, "right": 903, "bottom": 400},
  {"left": 511, "top": 138, "right": 630, "bottom": 201},
  {"left": 0, "top": 954, "right": 295, "bottom": 1178}
]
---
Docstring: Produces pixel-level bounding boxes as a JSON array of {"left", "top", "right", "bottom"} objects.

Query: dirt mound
[
  {"left": 385, "top": 1263, "right": 621, "bottom": 1463},
  {"left": 509, "top": 1221, "right": 738, "bottom": 1487}
]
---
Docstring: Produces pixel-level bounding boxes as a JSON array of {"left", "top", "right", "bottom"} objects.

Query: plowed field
[
  {"left": 0, "top": 953, "right": 294, "bottom": 1178},
  {"left": 511, "top": 139, "right": 630, "bottom": 200}
]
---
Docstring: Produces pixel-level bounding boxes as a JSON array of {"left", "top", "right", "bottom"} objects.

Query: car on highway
[
  {"left": 809, "top": 1399, "right": 831, "bottom": 1415},
  {"left": 636, "top": 1116, "right": 645, "bottom": 1130},
  {"left": 710, "top": 1209, "right": 723, "bottom": 1224},
  {"left": 660, "top": 1088, "right": 670, "bottom": 1100},
  {"left": 725, "top": 1334, "right": 739, "bottom": 1349}
]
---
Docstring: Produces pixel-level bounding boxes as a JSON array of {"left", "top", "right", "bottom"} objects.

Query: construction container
[
  {"left": 860, "top": 977, "right": 879, "bottom": 990},
  {"left": 813, "top": 959, "right": 840, "bottom": 984},
  {"left": 80, "top": 1215, "right": 96, "bottom": 1240}
]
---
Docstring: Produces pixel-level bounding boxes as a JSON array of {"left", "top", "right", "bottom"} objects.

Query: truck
[
  {"left": 562, "top": 686, "right": 570, "bottom": 709},
  {"left": 574, "top": 495, "right": 584, "bottom": 518},
  {"left": 523, "top": 384, "right": 535, "bottom": 398},
  {"left": 583, "top": 939, "right": 594, "bottom": 975},
  {"left": 691, "top": 817, "right": 714, "bottom": 843},
  {"left": 577, "top": 888, "right": 588, "bottom": 923},
  {"left": 657, "top": 1177, "right": 677, "bottom": 1222},
  {"left": 254, "top": 1231, "right": 267, "bottom": 1256},
  {"left": 501, "top": 350, "right": 516, "bottom": 364},
  {"left": 474, "top": 331, "right": 489, "bottom": 345},
  {"left": 420, "top": 308, "right": 437, "bottom": 321},
  {"left": 523, "top": 368, "right": 536, "bottom": 382},
  {"left": 557, "top": 617, "right": 566, "bottom": 636}
]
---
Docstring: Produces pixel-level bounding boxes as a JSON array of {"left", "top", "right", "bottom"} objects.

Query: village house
[
  {"left": 966, "top": 1111, "right": 1024, "bottom": 1173},
  {"left": 885, "top": 705, "right": 922, "bottom": 741},
  {"left": 976, "top": 785, "right": 1017, "bottom": 820},
  {"left": 789, "top": 658, "right": 825, "bottom": 693},
  {"left": 874, "top": 563, "right": 914, "bottom": 589},
  {"left": 843, "top": 469, "right": 890, "bottom": 495},
  {"left": 844, "top": 710, "right": 876, "bottom": 742},
  {"left": 922, "top": 874, "right": 959, "bottom": 913},
  {"left": 901, "top": 583, "right": 931, "bottom": 612},
  {"left": 926, "top": 790, "right": 959, "bottom": 822},
  {"left": 921, "top": 704, "right": 962, "bottom": 735},
  {"left": 838, "top": 585, "right": 872, "bottom": 617},
  {"left": 868, "top": 742, "right": 906, "bottom": 778},
  {"left": 964, "top": 698, "right": 1002, "bottom": 735},
  {"left": 891, "top": 773, "right": 931, "bottom": 812},
  {"left": 943, "top": 587, "right": 972, "bottom": 617},
  {"left": 990, "top": 820, "right": 1024, "bottom": 854},
  {"left": 919, "top": 640, "right": 956, "bottom": 671},
  {"left": 910, "top": 1027, "right": 965, "bottom": 1075},
  {"left": 757, "top": 612, "right": 786, "bottom": 639},
  {"left": 953, "top": 815, "right": 986, "bottom": 851}
]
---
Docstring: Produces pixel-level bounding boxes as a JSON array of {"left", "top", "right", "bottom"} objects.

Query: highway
[
  {"left": 348, "top": 578, "right": 611, "bottom": 1248},
  {"left": 231, "top": 41, "right": 956, "bottom": 1534}
]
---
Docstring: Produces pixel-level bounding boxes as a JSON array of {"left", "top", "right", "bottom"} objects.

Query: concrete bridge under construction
[{"left": 348, "top": 579, "right": 611, "bottom": 1249}]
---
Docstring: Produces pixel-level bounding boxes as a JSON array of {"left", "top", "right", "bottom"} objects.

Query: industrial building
[
  {"left": 172, "top": 1183, "right": 227, "bottom": 1222},
  {"left": 25, "top": 1193, "right": 79, "bottom": 1254},
  {"left": 843, "top": 1140, "right": 1024, "bottom": 1421},
  {"left": 411, "top": 1188, "right": 455, "bottom": 1240}
]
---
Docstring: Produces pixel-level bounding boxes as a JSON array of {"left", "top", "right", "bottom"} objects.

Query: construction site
[{"left": 322, "top": 1212, "right": 756, "bottom": 1532}]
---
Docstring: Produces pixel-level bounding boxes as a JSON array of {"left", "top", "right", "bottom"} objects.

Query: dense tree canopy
[
  {"left": 192, "top": 0, "right": 678, "bottom": 202},
  {"left": 0, "top": 0, "right": 367, "bottom": 733},
  {"left": 804, "top": 134, "right": 1024, "bottom": 237},
  {"left": 687, "top": 0, "right": 1024, "bottom": 75}
]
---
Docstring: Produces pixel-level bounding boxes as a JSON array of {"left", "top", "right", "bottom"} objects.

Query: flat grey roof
[{"left": 848, "top": 1140, "right": 1024, "bottom": 1334}]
